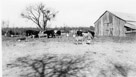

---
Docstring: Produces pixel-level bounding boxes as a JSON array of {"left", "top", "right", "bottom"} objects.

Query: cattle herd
[
  {"left": 3, "top": 29, "right": 95, "bottom": 44},
  {"left": 25, "top": 30, "right": 62, "bottom": 38}
]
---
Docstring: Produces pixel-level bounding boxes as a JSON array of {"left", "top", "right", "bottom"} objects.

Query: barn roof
[
  {"left": 94, "top": 10, "right": 136, "bottom": 29},
  {"left": 109, "top": 11, "right": 136, "bottom": 22},
  {"left": 94, "top": 11, "right": 136, "bottom": 23},
  {"left": 110, "top": 11, "right": 136, "bottom": 29},
  {"left": 125, "top": 21, "right": 136, "bottom": 29}
]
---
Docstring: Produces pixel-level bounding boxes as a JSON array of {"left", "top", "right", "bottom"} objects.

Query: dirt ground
[{"left": 2, "top": 36, "right": 136, "bottom": 77}]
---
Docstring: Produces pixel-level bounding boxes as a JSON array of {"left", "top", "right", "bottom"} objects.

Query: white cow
[
  {"left": 38, "top": 31, "right": 47, "bottom": 38},
  {"left": 74, "top": 32, "right": 93, "bottom": 45}
]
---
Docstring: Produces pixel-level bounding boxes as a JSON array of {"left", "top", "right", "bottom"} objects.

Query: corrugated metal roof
[{"left": 109, "top": 11, "right": 136, "bottom": 22}]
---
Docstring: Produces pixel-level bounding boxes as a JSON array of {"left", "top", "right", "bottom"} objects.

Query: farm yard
[
  {"left": 2, "top": 0, "right": 136, "bottom": 77},
  {"left": 2, "top": 10, "right": 136, "bottom": 77},
  {"left": 2, "top": 33, "right": 136, "bottom": 77}
]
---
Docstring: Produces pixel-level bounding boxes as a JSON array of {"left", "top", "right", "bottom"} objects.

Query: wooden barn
[{"left": 94, "top": 10, "right": 136, "bottom": 37}]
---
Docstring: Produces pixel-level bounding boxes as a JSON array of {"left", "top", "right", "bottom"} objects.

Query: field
[{"left": 2, "top": 35, "right": 136, "bottom": 77}]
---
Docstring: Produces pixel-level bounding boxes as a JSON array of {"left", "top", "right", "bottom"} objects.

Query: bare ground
[{"left": 2, "top": 36, "right": 136, "bottom": 77}]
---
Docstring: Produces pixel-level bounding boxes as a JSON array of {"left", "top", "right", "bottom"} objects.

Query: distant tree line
[
  {"left": 2, "top": 26, "right": 94, "bottom": 36},
  {"left": 2, "top": 27, "right": 39, "bottom": 36}
]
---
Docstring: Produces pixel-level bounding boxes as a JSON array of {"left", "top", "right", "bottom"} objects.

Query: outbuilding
[{"left": 94, "top": 10, "right": 136, "bottom": 37}]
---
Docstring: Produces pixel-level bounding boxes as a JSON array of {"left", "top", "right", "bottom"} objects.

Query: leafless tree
[
  {"left": 7, "top": 54, "right": 91, "bottom": 77},
  {"left": 21, "top": 3, "right": 58, "bottom": 30}
]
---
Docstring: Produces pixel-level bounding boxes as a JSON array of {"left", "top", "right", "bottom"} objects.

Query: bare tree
[
  {"left": 7, "top": 54, "right": 91, "bottom": 77},
  {"left": 21, "top": 3, "right": 58, "bottom": 30}
]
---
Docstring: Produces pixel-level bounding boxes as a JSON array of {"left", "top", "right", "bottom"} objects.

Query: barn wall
[
  {"left": 103, "top": 12, "right": 107, "bottom": 36},
  {"left": 112, "top": 14, "right": 126, "bottom": 36},
  {"left": 95, "top": 19, "right": 102, "bottom": 36},
  {"left": 100, "top": 16, "right": 104, "bottom": 36},
  {"left": 95, "top": 21, "right": 99, "bottom": 36},
  {"left": 104, "top": 12, "right": 110, "bottom": 36},
  {"left": 113, "top": 15, "right": 120, "bottom": 36},
  {"left": 119, "top": 20, "right": 126, "bottom": 36},
  {"left": 95, "top": 11, "right": 126, "bottom": 37}
]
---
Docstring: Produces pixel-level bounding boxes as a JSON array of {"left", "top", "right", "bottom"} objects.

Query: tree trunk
[
  {"left": 37, "top": 23, "right": 43, "bottom": 31},
  {"left": 43, "top": 20, "right": 48, "bottom": 30}
]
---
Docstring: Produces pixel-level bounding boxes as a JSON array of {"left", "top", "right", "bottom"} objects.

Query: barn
[{"left": 94, "top": 10, "right": 136, "bottom": 37}]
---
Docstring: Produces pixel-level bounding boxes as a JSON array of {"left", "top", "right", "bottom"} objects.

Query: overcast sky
[{"left": 1, "top": 0, "right": 136, "bottom": 28}]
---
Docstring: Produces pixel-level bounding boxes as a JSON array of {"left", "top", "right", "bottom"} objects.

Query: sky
[{"left": 1, "top": 0, "right": 136, "bottom": 28}]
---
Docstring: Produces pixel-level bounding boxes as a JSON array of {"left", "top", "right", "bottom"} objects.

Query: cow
[
  {"left": 56, "top": 30, "right": 61, "bottom": 36},
  {"left": 32, "top": 30, "right": 39, "bottom": 38},
  {"left": 25, "top": 30, "right": 33, "bottom": 36},
  {"left": 88, "top": 30, "right": 95, "bottom": 39},
  {"left": 83, "top": 31, "right": 95, "bottom": 44},
  {"left": 44, "top": 30, "right": 55, "bottom": 38},
  {"left": 74, "top": 30, "right": 95, "bottom": 45},
  {"left": 38, "top": 31, "right": 47, "bottom": 38},
  {"left": 25, "top": 30, "right": 39, "bottom": 38},
  {"left": 39, "top": 30, "right": 61, "bottom": 38},
  {"left": 76, "top": 30, "right": 83, "bottom": 36}
]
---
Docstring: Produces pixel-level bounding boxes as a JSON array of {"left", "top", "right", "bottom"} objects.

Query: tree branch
[{"left": 21, "top": 3, "right": 57, "bottom": 30}]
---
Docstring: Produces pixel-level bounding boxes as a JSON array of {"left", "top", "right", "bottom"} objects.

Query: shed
[{"left": 94, "top": 10, "right": 136, "bottom": 37}]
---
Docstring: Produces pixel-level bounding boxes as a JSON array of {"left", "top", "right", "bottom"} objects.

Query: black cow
[
  {"left": 25, "top": 30, "right": 33, "bottom": 36},
  {"left": 76, "top": 30, "right": 83, "bottom": 36},
  {"left": 44, "top": 30, "right": 55, "bottom": 38},
  {"left": 56, "top": 30, "right": 61, "bottom": 36},
  {"left": 25, "top": 30, "right": 39, "bottom": 38},
  {"left": 33, "top": 31, "right": 39, "bottom": 38}
]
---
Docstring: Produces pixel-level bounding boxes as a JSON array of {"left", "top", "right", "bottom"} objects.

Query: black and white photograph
[{"left": 2, "top": 0, "right": 136, "bottom": 77}]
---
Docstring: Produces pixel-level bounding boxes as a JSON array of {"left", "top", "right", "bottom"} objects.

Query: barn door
[
  {"left": 109, "top": 23, "right": 113, "bottom": 36},
  {"left": 104, "top": 23, "right": 110, "bottom": 36},
  {"left": 104, "top": 23, "right": 113, "bottom": 36}
]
